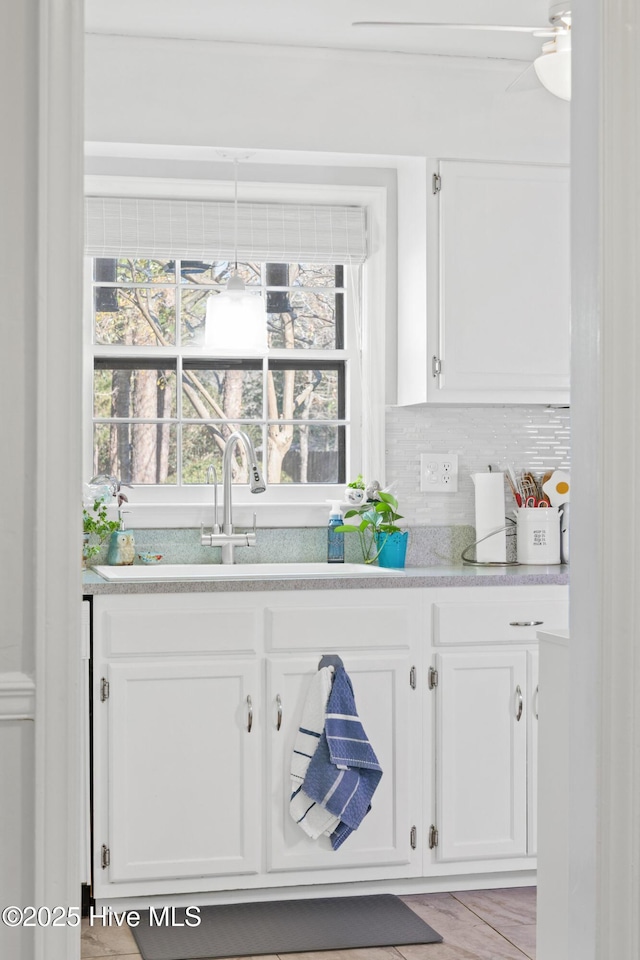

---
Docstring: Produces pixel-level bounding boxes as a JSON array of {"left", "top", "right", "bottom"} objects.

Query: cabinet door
[
  {"left": 435, "top": 650, "right": 528, "bottom": 861},
  {"left": 265, "top": 655, "right": 420, "bottom": 875},
  {"left": 528, "top": 648, "right": 539, "bottom": 855},
  {"left": 102, "top": 659, "right": 261, "bottom": 882},
  {"left": 432, "top": 160, "right": 570, "bottom": 403}
]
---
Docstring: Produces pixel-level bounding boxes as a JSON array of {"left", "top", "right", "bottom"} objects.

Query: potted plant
[
  {"left": 336, "top": 488, "right": 409, "bottom": 568},
  {"left": 344, "top": 473, "right": 366, "bottom": 506},
  {"left": 82, "top": 494, "right": 120, "bottom": 567}
]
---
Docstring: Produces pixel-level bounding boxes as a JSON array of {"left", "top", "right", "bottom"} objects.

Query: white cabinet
[
  {"left": 266, "top": 653, "right": 416, "bottom": 874},
  {"left": 536, "top": 630, "right": 570, "bottom": 960},
  {"left": 427, "top": 586, "right": 564, "bottom": 870},
  {"left": 399, "top": 159, "right": 570, "bottom": 405},
  {"left": 106, "top": 659, "right": 261, "bottom": 883},
  {"left": 435, "top": 649, "right": 529, "bottom": 861},
  {"left": 92, "top": 589, "right": 423, "bottom": 901},
  {"left": 89, "top": 584, "right": 567, "bottom": 903}
]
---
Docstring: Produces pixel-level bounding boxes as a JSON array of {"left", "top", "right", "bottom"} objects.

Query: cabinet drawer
[
  {"left": 266, "top": 603, "right": 413, "bottom": 652},
  {"left": 433, "top": 600, "right": 568, "bottom": 645},
  {"left": 94, "top": 595, "right": 259, "bottom": 656}
]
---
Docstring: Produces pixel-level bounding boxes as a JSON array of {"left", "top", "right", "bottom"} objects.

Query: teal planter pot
[{"left": 375, "top": 530, "right": 409, "bottom": 569}]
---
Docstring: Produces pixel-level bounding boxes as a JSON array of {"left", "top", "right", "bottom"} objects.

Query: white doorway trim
[
  {"left": 34, "top": 1, "right": 84, "bottom": 958},
  {"left": 570, "top": 0, "right": 640, "bottom": 957}
]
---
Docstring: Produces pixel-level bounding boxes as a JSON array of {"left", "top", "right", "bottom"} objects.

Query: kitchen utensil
[
  {"left": 520, "top": 472, "right": 541, "bottom": 502},
  {"left": 542, "top": 470, "right": 570, "bottom": 506},
  {"left": 505, "top": 467, "right": 523, "bottom": 507}
]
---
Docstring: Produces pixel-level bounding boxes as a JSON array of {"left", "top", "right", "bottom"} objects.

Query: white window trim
[{"left": 84, "top": 175, "right": 387, "bottom": 527}]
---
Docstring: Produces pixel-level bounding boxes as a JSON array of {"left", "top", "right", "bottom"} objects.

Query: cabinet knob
[
  {"left": 246, "top": 694, "right": 253, "bottom": 733},
  {"left": 276, "top": 693, "right": 283, "bottom": 731},
  {"left": 515, "top": 685, "right": 523, "bottom": 722}
]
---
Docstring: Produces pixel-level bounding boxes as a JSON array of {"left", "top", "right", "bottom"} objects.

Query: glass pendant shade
[
  {"left": 204, "top": 272, "right": 268, "bottom": 354},
  {"left": 534, "top": 33, "right": 571, "bottom": 101},
  {"left": 203, "top": 156, "right": 268, "bottom": 354}
]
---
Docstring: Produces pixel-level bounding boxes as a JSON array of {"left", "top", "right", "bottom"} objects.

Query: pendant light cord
[{"left": 233, "top": 158, "right": 239, "bottom": 273}]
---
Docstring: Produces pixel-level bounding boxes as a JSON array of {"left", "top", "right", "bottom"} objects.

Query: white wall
[
  {"left": 1, "top": 5, "right": 40, "bottom": 958},
  {"left": 84, "top": 34, "right": 570, "bottom": 526},
  {"left": 85, "top": 34, "right": 569, "bottom": 163}
]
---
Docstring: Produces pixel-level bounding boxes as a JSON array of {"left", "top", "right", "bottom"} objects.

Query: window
[
  {"left": 83, "top": 179, "right": 386, "bottom": 522},
  {"left": 90, "top": 258, "right": 356, "bottom": 490}
]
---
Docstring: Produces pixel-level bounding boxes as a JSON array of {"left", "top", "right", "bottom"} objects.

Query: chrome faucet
[
  {"left": 206, "top": 463, "right": 220, "bottom": 533},
  {"left": 200, "top": 430, "right": 266, "bottom": 563}
]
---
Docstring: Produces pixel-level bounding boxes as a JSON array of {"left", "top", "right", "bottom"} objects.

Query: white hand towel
[{"left": 289, "top": 666, "right": 340, "bottom": 839}]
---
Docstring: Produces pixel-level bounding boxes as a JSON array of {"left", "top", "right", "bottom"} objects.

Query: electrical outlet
[{"left": 420, "top": 453, "right": 459, "bottom": 493}]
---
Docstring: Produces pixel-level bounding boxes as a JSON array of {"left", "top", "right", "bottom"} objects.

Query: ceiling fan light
[{"left": 534, "top": 33, "right": 571, "bottom": 101}]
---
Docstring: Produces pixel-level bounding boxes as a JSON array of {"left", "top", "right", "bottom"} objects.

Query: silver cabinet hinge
[
  {"left": 101, "top": 844, "right": 110, "bottom": 869},
  {"left": 428, "top": 824, "right": 439, "bottom": 849},
  {"left": 410, "top": 825, "right": 418, "bottom": 849},
  {"left": 100, "top": 677, "right": 110, "bottom": 702},
  {"left": 432, "top": 356, "right": 442, "bottom": 378},
  {"left": 428, "top": 666, "right": 439, "bottom": 690},
  {"left": 432, "top": 172, "right": 442, "bottom": 194},
  {"left": 409, "top": 665, "right": 417, "bottom": 689}
]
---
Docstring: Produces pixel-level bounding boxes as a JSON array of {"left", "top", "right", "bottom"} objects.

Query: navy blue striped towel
[{"left": 302, "top": 665, "right": 382, "bottom": 849}]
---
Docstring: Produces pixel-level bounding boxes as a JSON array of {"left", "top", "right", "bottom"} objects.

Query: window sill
[{"left": 122, "top": 501, "right": 338, "bottom": 529}]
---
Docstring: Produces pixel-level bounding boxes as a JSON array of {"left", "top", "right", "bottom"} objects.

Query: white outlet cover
[{"left": 420, "top": 453, "right": 459, "bottom": 493}]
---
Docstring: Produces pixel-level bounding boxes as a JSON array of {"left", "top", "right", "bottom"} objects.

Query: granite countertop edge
[{"left": 82, "top": 565, "right": 569, "bottom": 595}]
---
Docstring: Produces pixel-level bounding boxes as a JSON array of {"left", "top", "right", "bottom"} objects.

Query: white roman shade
[{"left": 85, "top": 197, "right": 367, "bottom": 264}]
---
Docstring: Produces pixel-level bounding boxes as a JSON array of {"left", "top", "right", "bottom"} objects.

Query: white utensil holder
[{"left": 516, "top": 507, "right": 561, "bottom": 565}]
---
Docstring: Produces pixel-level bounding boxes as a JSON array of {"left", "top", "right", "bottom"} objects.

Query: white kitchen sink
[{"left": 91, "top": 562, "right": 405, "bottom": 582}]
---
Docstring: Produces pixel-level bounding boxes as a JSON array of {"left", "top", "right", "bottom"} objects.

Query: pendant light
[{"left": 204, "top": 157, "right": 268, "bottom": 354}]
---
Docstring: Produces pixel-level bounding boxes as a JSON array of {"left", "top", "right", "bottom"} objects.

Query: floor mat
[{"left": 131, "top": 893, "right": 443, "bottom": 960}]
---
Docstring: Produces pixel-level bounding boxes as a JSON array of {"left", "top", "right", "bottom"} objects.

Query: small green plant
[
  {"left": 83, "top": 498, "right": 120, "bottom": 561},
  {"left": 336, "top": 490, "right": 403, "bottom": 564},
  {"left": 347, "top": 473, "right": 366, "bottom": 490}
]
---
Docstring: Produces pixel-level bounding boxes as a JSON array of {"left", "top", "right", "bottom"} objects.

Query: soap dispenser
[
  {"left": 107, "top": 509, "right": 135, "bottom": 566},
  {"left": 327, "top": 501, "right": 344, "bottom": 564}
]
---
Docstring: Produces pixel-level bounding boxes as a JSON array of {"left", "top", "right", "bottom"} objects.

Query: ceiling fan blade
[
  {"left": 505, "top": 62, "right": 542, "bottom": 93},
  {"left": 352, "top": 22, "right": 544, "bottom": 33}
]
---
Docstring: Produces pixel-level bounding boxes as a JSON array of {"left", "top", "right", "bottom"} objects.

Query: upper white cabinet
[{"left": 398, "top": 159, "right": 570, "bottom": 405}]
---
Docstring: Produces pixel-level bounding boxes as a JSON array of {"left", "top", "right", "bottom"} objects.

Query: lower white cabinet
[
  {"left": 106, "top": 659, "right": 261, "bottom": 883},
  {"left": 90, "top": 583, "right": 566, "bottom": 903},
  {"left": 92, "top": 589, "right": 423, "bottom": 901},
  {"left": 428, "top": 587, "right": 560, "bottom": 871},
  {"left": 266, "top": 654, "right": 416, "bottom": 874},
  {"left": 435, "top": 649, "right": 529, "bottom": 861}
]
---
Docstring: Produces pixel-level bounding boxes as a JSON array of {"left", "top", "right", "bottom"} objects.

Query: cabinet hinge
[
  {"left": 409, "top": 665, "right": 417, "bottom": 689},
  {"left": 432, "top": 356, "right": 442, "bottom": 378},
  {"left": 101, "top": 844, "right": 110, "bottom": 869},
  {"left": 100, "top": 677, "right": 110, "bottom": 702},
  {"left": 410, "top": 825, "right": 418, "bottom": 849},
  {"left": 428, "top": 666, "right": 439, "bottom": 690},
  {"left": 432, "top": 172, "right": 442, "bottom": 194},
  {"left": 428, "top": 824, "right": 439, "bottom": 849}
]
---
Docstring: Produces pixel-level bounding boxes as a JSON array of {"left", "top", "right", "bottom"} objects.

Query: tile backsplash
[{"left": 386, "top": 404, "right": 570, "bottom": 526}]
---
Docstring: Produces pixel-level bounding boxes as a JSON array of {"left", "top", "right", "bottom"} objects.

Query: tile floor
[{"left": 81, "top": 886, "right": 536, "bottom": 960}]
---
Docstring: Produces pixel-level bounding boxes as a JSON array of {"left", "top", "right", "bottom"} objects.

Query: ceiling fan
[{"left": 352, "top": 2, "right": 572, "bottom": 101}]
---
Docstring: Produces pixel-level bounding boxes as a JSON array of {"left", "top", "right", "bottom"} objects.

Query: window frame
[{"left": 83, "top": 175, "right": 387, "bottom": 528}]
